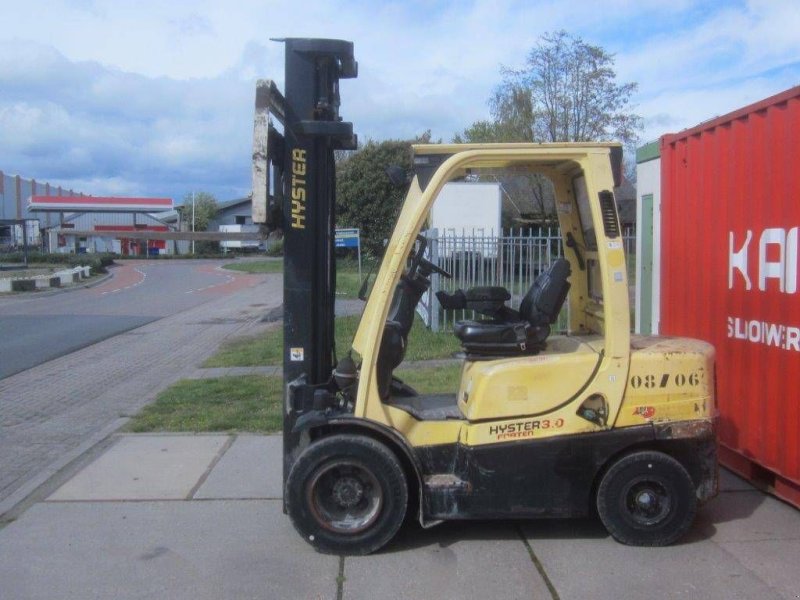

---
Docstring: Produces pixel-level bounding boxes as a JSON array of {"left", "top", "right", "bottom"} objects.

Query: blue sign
[{"left": 335, "top": 228, "right": 360, "bottom": 249}]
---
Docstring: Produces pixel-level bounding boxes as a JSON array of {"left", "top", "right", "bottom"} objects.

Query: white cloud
[
  {"left": 617, "top": 0, "right": 800, "bottom": 141},
  {"left": 0, "top": 40, "right": 254, "bottom": 199},
  {"left": 0, "top": 0, "right": 798, "bottom": 201}
]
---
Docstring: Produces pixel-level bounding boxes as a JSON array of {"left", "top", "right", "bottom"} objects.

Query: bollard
[{"left": 11, "top": 279, "right": 36, "bottom": 292}]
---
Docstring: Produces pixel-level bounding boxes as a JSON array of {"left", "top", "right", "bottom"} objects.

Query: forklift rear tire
[
  {"left": 286, "top": 434, "right": 408, "bottom": 555},
  {"left": 596, "top": 450, "right": 697, "bottom": 546}
]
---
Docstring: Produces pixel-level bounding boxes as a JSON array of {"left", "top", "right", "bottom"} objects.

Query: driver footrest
[{"left": 385, "top": 393, "right": 464, "bottom": 421}]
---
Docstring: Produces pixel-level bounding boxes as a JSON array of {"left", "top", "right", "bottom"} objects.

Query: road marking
[
  {"left": 185, "top": 273, "right": 236, "bottom": 295},
  {"left": 101, "top": 267, "right": 147, "bottom": 295}
]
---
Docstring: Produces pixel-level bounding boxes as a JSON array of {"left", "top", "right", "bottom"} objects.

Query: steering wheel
[
  {"left": 417, "top": 255, "right": 452, "bottom": 278},
  {"left": 408, "top": 235, "right": 452, "bottom": 279}
]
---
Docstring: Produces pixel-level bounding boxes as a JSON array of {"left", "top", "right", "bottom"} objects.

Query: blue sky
[{"left": 0, "top": 0, "right": 798, "bottom": 203}]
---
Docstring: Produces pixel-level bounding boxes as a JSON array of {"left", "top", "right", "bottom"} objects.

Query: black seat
[{"left": 452, "top": 259, "right": 571, "bottom": 356}]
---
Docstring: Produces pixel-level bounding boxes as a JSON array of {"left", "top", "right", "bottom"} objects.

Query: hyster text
[{"left": 291, "top": 149, "right": 307, "bottom": 229}]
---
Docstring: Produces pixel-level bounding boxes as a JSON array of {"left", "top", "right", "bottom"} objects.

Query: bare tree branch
[{"left": 462, "top": 30, "right": 642, "bottom": 147}]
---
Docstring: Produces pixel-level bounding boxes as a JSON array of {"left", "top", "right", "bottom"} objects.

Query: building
[
  {"left": 208, "top": 197, "right": 254, "bottom": 230},
  {"left": 1, "top": 171, "right": 85, "bottom": 248},
  {"left": 209, "top": 196, "right": 262, "bottom": 251},
  {"left": 29, "top": 195, "right": 176, "bottom": 255}
]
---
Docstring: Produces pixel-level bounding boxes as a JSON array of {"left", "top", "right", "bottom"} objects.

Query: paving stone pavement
[
  {"left": 2, "top": 433, "right": 800, "bottom": 600},
  {"left": 0, "top": 278, "right": 280, "bottom": 514}
]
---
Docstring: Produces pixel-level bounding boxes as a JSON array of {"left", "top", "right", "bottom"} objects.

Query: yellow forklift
[{"left": 254, "top": 38, "right": 718, "bottom": 555}]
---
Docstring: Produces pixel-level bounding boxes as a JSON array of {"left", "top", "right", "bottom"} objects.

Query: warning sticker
[{"left": 290, "top": 347, "right": 304, "bottom": 361}]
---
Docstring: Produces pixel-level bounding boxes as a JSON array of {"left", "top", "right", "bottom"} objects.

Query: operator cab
[{"left": 368, "top": 144, "right": 624, "bottom": 425}]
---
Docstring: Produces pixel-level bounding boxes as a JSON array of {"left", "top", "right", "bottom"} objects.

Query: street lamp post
[{"left": 191, "top": 191, "right": 195, "bottom": 254}]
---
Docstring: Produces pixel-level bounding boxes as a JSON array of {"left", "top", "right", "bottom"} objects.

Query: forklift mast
[{"left": 250, "top": 38, "right": 357, "bottom": 482}]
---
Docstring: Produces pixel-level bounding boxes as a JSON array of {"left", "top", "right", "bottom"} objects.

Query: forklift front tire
[
  {"left": 286, "top": 434, "right": 408, "bottom": 555},
  {"left": 596, "top": 450, "right": 697, "bottom": 546}
]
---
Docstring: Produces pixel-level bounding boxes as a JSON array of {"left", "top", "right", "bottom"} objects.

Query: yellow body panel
[
  {"left": 362, "top": 374, "right": 463, "bottom": 447},
  {"left": 375, "top": 333, "right": 715, "bottom": 450},
  {"left": 457, "top": 336, "right": 600, "bottom": 421},
  {"left": 616, "top": 336, "right": 716, "bottom": 427}
]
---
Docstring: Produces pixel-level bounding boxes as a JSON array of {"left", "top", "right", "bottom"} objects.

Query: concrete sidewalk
[{"left": 1, "top": 433, "right": 799, "bottom": 600}]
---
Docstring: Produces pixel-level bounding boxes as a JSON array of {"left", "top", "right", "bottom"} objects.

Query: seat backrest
[{"left": 519, "top": 259, "right": 571, "bottom": 326}]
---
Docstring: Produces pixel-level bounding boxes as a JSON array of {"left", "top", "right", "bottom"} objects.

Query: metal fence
[{"left": 417, "top": 226, "right": 636, "bottom": 332}]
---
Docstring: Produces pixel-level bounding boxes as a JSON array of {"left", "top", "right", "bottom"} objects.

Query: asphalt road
[
  {"left": 0, "top": 315, "right": 154, "bottom": 379},
  {"left": 0, "top": 260, "right": 246, "bottom": 379}
]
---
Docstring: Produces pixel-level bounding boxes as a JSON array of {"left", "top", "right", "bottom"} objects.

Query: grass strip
[
  {"left": 125, "top": 375, "right": 282, "bottom": 433},
  {"left": 126, "top": 365, "right": 460, "bottom": 433},
  {"left": 204, "top": 315, "right": 460, "bottom": 368},
  {"left": 335, "top": 271, "right": 362, "bottom": 298},
  {"left": 222, "top": 261, "right": 282, "bottom": 274},
  {"left": 203, "top": 328, "right": 284, "bottom": 367},
  {"left": 223, "top": 260, "right": 364, "bottom": 298}
]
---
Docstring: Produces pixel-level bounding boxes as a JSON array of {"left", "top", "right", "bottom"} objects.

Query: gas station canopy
[{"left": 28, "top": 196, "right": 173, "bottom": 213}]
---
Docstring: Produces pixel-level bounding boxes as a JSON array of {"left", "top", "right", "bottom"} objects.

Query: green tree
[
  {"left": 336, "top": 138, "right": 422, "bottom": 255},
  {"left": 453, "top": 120, "right": 522, "bottom": 144},
  {"left": 176, "top": 192, "right": 220, "bottom": 254},
  {"left": 454, "top": 31, "right": 641, "bottom": 222},
  {"left": 179, "top": 192, "right": 218, "bottom": 232},
  {"left": 458, "top": 30, "right": 642, "bottom": 145}
]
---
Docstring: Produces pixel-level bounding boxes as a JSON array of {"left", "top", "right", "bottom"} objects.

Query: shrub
[
  {"left": 0, "top": 252, "right": 116, "bottom": 274},
  {"left": 265, "top": 238, "right": 284, "bottom": 256},
  {"left": 195, "top": 240, "right": 220, "bottom": 254}
]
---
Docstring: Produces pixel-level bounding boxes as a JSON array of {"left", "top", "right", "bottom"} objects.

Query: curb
[
  {"left": 0, "top": 271, "right": 114, "bottom": 298},
  {"left": 0, "top": 417, "right": 129, "bottom": 522},
  {"left": 82, "top": 271, "right": 114, "bottom": 289}
]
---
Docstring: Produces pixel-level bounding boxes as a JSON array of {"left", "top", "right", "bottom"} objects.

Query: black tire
[
  {"left": 286, "top": 434, "right": 408, "bottom": 555},
  {"left": 596, "top": 450, "right": 697, "bottom": 546}
]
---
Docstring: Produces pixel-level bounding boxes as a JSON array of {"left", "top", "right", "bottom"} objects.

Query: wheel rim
[
  {"left": 621, "top": 476, "right": 672, "bottom": 526},
  {"left": 306, "top": 459, "right": 383, "bottom": 534}
]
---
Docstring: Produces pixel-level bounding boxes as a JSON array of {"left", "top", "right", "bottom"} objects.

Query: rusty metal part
[
  {"left": 424, "top": 474, "right": 472, "bottom": 493},
  {"left": 654, "top": 417, "right": 716, "bottom": 441}
]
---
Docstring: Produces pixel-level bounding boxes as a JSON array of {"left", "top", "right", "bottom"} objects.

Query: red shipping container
[{"left": 660, "top": 86, "right": 800, "bottom": 508}]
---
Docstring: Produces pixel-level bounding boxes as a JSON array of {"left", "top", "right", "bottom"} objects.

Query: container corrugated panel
[{"left": 660, "top": 85, "right": 800, "bottom": 507}]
